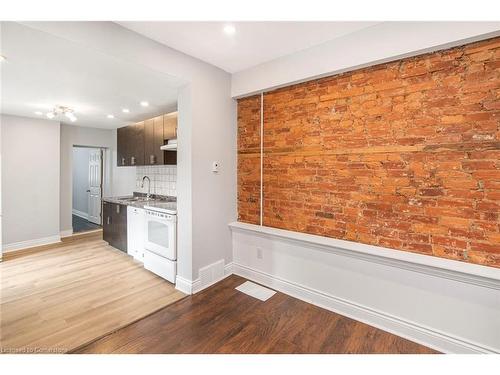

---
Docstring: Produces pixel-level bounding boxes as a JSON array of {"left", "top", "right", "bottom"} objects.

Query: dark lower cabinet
[
  {"left": 103, "top": 201, "right": 113, "bottom": 244},
  {"left": 102, "top": 201, "right": 127, "bottom": 253}
]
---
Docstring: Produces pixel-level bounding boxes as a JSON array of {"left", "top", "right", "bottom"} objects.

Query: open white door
[{"left": 88, "top": 149, "right": 102, "bottom": 225}]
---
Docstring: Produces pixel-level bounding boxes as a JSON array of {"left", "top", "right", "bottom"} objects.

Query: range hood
[{"left": 160, "top": 139, "right": 177, "bottom": 151}]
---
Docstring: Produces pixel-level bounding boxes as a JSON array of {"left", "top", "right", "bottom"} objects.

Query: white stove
[
  {"left": 143, "top": 201, "right": 177, "bottom": 215},
  {"left": 143, "top": 204, "right": 177, "bottom": 283}
]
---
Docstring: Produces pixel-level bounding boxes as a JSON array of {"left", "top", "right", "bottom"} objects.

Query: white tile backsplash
[{"left": 136, "top": 165, "right": 177, "bottom": 197}]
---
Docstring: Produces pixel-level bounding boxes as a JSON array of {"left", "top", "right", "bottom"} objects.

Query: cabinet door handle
[
  {"left": 131, "top": 156, "right": 136, "bottom": 165},
  {"left": 121, "top": 157, "right": 125, "bottom": 165},
  {"left": 107, "top": 216, "right": 110, "bottom": 225},
  {"left": 150, "top": 154, "right": 156, "bottom": 164},
  {"left": 116, "top": 205, "right": 120, "bottom": 214}
]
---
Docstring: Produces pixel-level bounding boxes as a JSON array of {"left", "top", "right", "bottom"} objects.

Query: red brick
[{"left": 238, "top": 36, "right": 500, "bottom": 269}]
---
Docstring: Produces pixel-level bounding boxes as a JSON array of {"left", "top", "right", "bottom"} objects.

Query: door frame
[
  {"left": 72, "top": 145, "right": 106, "bottom": 227},
  {"left": 87, "top": 148, "right": 104, "bottom": 225}
]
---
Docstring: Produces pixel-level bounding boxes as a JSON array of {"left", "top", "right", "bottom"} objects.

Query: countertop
[{"left": 103, "top": 194, "right": 177, "bottom": 214}]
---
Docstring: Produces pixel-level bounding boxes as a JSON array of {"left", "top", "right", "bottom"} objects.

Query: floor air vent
[{"left": 236, "top": 281, "right": 276, "bottom": 301}]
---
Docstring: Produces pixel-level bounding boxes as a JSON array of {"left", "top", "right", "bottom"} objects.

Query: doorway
[{"left": 72, "top": 146, "right": 103, "bottom": 233}]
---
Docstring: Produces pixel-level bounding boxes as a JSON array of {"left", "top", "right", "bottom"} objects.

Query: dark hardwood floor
[
  {"left": 73, "top": 275, "right": 438, "bottom": 354},
  {"left": 72, "top": 214, "right": 101, "bottom": 233}
]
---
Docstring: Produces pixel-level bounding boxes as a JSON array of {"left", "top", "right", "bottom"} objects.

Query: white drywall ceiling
[
  {"left": 117, "top": 21, "right": 379, "bottom": 73},
  {"left": 0, "top": 22, "right": 185, "bottom": 129}
]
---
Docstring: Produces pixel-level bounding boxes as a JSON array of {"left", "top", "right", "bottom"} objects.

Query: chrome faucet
[{"left": 141, "top": 176, "right": 151, "bottom": 199}]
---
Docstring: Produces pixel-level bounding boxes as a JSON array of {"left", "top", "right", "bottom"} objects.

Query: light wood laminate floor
[{"left": 0, "top": 232, "right": 185, "bottom": 353}]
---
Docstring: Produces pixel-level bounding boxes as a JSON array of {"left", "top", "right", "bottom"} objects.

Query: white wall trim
[
  {"left": 229, "top": 222, "right": 500, "bottom": 290},
  {"left": 72, "top": 209, "right": 89, "bottom": 220},
  {"left": 60, "top": 229, "right": 73, "bottom": 238},
  {"left": 175, "top": 275, "right": 193, "bottom": 295},
  {"left": 193, "top": 262, "right": 234, "bottom": 294},
  {"left": 3, "top": 235, "right": 61, "bottom": 253},
  {"left": 176, "top": 262, "right": 234, "bottom": 295},
  {"left": 232, "top": 262, "right": 495, "bottom": 354}
]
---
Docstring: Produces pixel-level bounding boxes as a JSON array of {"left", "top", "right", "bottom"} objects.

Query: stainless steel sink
[
  {"left": 119, "top": 196, "right": 142, "bottom": 201},
  {"left": 120, "top": 196, "right": 154, "bottom": 202}
]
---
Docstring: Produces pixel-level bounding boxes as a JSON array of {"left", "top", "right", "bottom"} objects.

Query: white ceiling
[
  {"left": 118, "top": 21, "right": 380, "bottom": 73},
  {"left": 1, "top": 22, "right": 184, "bottom": 129}
]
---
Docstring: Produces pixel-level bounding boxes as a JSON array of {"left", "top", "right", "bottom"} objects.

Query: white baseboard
[
  {"left": 60, "top": 229, "right": 73, "bottom": 238},
  {"left": 175, "top": 275, "right": 193, "bottom": 295},
  {"left": 175, "top": 261, "right": 233, "bottom": 295},
  {"left": 192, "top": 262, "right": 233, "bottom": 294},
  {"left": 3, "top": 235, "right": 62, "bottom": 253},
  {"left": 229, "top": 222, "right": 500, "bottom": 354},
  {"left": 72, "top": 209, "right": 88, "bottom": 220}
]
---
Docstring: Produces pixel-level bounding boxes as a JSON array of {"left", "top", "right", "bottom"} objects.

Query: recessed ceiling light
[
  {"left": 140, "top": 101, "right": 149, "bottom": 107},
  {"left": 34, "top": 111, "right": 43, "bottom": 115},
  {"left": 122, "top": 108, "right": 130, "bottom": 113},
  {"left": 107, "top": 114, "right": 115, "bottom": 119},
  {"left": 223, "top": 25, "right": 236, "bottom": 35},
  {"left": 0, "top": 55, "right": 6, "bottom": 62}
]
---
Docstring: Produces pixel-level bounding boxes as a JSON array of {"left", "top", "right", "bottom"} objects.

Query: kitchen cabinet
[
  {"left": 117, "top": 126, "right": 129, "bottom": 166},
  {"left": 127, "top": 206, "right": 145, "bottom": 262},
  {"left": 163, "top": 112, "right": 177, "bottom": 139},
  {"left": 117, "top": 111, "right": 177, "bottom": 167},
  {"left": 103, "top": 201, "right": 113, "bottom": 243},
  {"left": 163, "top": 113, "right": 177, "bottom": 165},
  {"left": 129, "top": 121, "right": 145, "bottom": 166},
  {"left": 117, "top": 123, "right": 144, "bottom": 166},
  {"left": 102, "top": 201, "right": 127, "bottom": 252},
  {"left": 144, "top": 117, "right": 157, "bottom": 165}
]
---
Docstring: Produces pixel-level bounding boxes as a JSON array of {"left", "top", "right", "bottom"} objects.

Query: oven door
[{"left": 144, "top": 211, "right": 176, "bottom": 260}]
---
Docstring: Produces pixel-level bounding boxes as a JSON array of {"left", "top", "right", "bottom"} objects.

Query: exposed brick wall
[
  {"left": 237, "top": 95, "right": 261, "bottom": 224},
  {"left": 237, "top": 37, "right": 500, "bottom": 268}
]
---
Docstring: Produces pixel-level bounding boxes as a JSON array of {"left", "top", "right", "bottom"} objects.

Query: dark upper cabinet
[
  {"left": 117, "top": 111, "right": 177, "bottom": 166},
  {"left": 153, "top": 115, "right": 165, "bottom": 164},
  {"left": 162, "top": 113, "right": 177, "bottom": 165},
  {"left": 117, "top": 126, "right": 129, "bottom": 166},
  {"left": 144, "top": 118, "right": 156, "bottom": 165},
  {"left": 130, "top": 121, "right": 145, "bottom": 166}
]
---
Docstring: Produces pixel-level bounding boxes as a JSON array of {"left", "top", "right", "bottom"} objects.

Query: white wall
[
  {"left": 60, "top": 123, "right": 136, "bottom": 235},
  {"left": 25, "top": 22, "right": 237, "bottom": 283},
  {"left": 1, "top": 114, "right": 61, "bottom": 249},
  {"left": 232, "top": 22, "right": 500, "bottom": 97},
  {"left": 72, "top": 147, "right": 92, "bottom": 216}
]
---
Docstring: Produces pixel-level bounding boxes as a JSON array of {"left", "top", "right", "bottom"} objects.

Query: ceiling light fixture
[
  {"left": 107, "top": 114, "right": 115, "bottom": 119},
  {"left": 122, "top": 108, "right": 130, "bottom": 113},
  {"left": 223, "top": 25, "right": 236, "bottom": 35},
  {"left": 45, "top": 105, "right": 77, "bottom": 122},
  {"left": 140, "top": 101, "right": 149, "bottom": 107},
  {"left": 34, "top": 111, "right": 43, "bottom": 115},
  {"left": 0, "top": 55, "right": 6, "bottom": 62}
]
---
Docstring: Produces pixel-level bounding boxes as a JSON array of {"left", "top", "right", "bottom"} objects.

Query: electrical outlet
[{"left": 257, "top": 247, "right": 263, "bottom": 259}]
